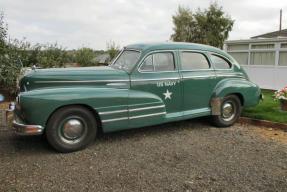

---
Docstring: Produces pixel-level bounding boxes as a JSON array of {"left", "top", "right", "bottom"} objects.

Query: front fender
[
  {"left": 18, "top": 87, "right": 129, "bottom": 127},
  {"left": 212, "top": 78, "right": 261, "bottom": 107}
]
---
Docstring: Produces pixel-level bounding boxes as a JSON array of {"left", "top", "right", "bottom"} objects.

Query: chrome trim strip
[
  {"left": 131, "top": 77, "right": 180, "bottom": 82},
  {"left": 216, "top": 74, "right": 245, "bottom": 78},
  {"left": 106, "top": 83, "right": 128, "bottom": 86},
  {"left": 102, "top": 112, "right": 166, "bottom": 123},
  {"left": 99, "top": 109, "right": 128, "bottom": 115},
  {"left": 129, "top": 102, "right": 162, "bottom": 107},
  {"left": 94, "top": 102, "right": 161, "bottom": 110},
  {"left": 182, "top": 75, "right": 216, "bottom": 79},
  {"left": 129, "top": 105, "right": 165, "bottom": 112},
  {"left": 35, "top": 80, "right": 129, "bottom": 83},
  {"left": 99, "top": 105, "right": 165, "bottom": 115},
  {"left": 180, "top": 69, "right": 214, "bottom": 72},
  {"left": 102, "top": 117, "right": 129, "bottom": 123},
  {"left": 129, "top": 112, "right": 166, "bottom": 120}
]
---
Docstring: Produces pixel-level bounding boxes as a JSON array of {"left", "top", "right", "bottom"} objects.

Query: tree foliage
[
  {"left": 0, "top": 13, "right": 22, "bottom": 94},
  {"left": 106, "top": 41, "right": 120, "bottom": 61},
  {"left": 171, "top": 3, "right": 234, "bottom": 48},
  {"left": 0, "top": 12, "right": 7, "bottom": 54},
  {"left": 36, "top": 43, "right": 68, "bottom": 68},
  {"left": 75, "top": 47, "right": 97, "bottom": 66}
]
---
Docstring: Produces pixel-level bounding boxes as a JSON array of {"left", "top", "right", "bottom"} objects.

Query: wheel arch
[
  {"left": 44, "top": 104, "right": 103, "bottom": 134},
  {"left": 210, "top": 92, "right": 244, "bottom": 116},
  {"left": 232, "top": 92, "right": 244, "bottom": 106}
]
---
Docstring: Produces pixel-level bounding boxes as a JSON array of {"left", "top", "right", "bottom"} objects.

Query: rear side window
[
  {"left": 210, "top": 54, "right": 231, "bottom": 69},
  {"left": 181, "top": 52, "right": 210, "bottom": 70},
  {"left": 140, "top": 52, "right": 175, "bottom": 72}
]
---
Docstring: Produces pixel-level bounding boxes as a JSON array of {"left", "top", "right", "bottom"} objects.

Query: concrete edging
[{"left": 239, "top": 117, "right": 287, "bottom": 131}]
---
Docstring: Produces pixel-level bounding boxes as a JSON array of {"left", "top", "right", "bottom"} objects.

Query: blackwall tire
[
  {"left": 46, "top": 106, "right": 97, "bottom": 153},
  {"left": 212, "top": 95, "right": 242, "bottom": 128}
]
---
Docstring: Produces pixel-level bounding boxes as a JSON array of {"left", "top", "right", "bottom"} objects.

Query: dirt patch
[
  {"left": 252, "top": 125, "right": 287, "bottom": 144},
  {"left": 0, "top": 102, "right": 9, "bottom": 110}
]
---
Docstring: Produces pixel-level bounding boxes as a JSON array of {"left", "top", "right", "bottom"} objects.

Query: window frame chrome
[
  {"left": 137, "top": 50, "right": 178, "bottom": 73},
  {"left": 178, "top": 50, "right": 214, "bottom": 72}
]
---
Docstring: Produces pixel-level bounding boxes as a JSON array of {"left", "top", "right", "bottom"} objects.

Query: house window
[
  {"left": 227, "top": 44, "right": 249, "bottom": 51},
  {"left": 279, "top": 51, "right": 287, "bottom": 66},
  {"left": 250, "top": 52, "right": 275, "bottom": 65},
  {"left": 229, "top": 52, "right": 248, "bottom": 65},
  {"left": 181, "top": 52, "right": 210, "bottom": 70},
  {"left": 251, "top": 44, "right": 274, "bottom": 49},
  {"left": 281, "top": 43, "right": 287, "bottom": 48}
]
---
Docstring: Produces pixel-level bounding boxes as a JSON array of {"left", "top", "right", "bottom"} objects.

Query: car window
[
  {"left": 140, "top": 55, "right": 154, "bottom": 71},
  {"left": 140, "top": 52, "right": 175, "bottom": 72},
  {"left": 210, "top": 54, "right": 231, "bottom": 69},
  {"left": 113, "top": 50, "right": 141, "bottom": 71},
  {"left": 153, "top": 53, "right": 175, "bottom": 71},
  {"left": 181, "top": 52, "right": 210, "bottom": 70}
]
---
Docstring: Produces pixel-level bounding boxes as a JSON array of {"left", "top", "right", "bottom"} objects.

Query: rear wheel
[
  {"left": 46, "top": 106, "right": 97, "bottom": 153},
  {"left": 212, "top": 95, "right": 242, "bottom": 127}
]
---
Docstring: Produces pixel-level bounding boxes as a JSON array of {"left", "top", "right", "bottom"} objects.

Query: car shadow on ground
[{"left": 1, "top": 117, "right": 212, "bottom": 154}]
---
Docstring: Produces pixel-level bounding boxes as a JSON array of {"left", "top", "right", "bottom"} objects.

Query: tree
[
  {"left": 0, "top": 12, "right": 8, "bottom": 54},
  {"left": 36, "top": 43, "right": 68, "bottom": 68},
  {"left": 170, "top": 6, "right": 197, "bottom": 42},
  {"left": 170, "top": 3, "right": 234, "bottom": 49},
  {"left": 0, "top": 12, "right": 22, "bottom": 95},
  {"left": 75, "top": 47, "right": 97, "bottom": 66},
  {"left": 106, "top": 41, "right": 120, "bottom": 61}
]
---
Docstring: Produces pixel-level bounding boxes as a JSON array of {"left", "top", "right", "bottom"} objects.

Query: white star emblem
[{"left": 163, "top": 89, "right": 172, "bottom": 100}]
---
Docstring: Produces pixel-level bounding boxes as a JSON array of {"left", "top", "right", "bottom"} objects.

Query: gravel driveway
[{"left": 0, "top": 118, "right": 286, "bottom": 192}]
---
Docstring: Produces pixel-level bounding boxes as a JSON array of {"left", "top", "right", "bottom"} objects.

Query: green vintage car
[{"left": 13, "top": 42, "right": 261, "bottom": 152}]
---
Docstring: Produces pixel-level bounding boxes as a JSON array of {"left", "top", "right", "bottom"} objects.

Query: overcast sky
[{"left": 1, "top": 0, "right": 287, "bottom": 50}]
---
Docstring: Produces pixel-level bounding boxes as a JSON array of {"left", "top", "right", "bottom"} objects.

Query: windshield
[{"left": 112, "top": 50, "right": 141, "bottom": 72}]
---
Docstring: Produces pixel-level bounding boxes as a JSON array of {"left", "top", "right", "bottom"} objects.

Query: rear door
[
  {"left": 209, "top": 53, "right": 234, "bottom": 80},
  {"left": 179, "top": 51, "right": 217, "bottom": 115}
]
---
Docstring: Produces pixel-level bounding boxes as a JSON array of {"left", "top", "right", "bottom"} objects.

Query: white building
[{"left": 224, "top": 29, "right": 287, "bottom": 90}]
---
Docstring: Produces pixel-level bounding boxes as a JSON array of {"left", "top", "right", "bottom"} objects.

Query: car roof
[
  {"left": 125, "top": 42, "right": 230, "bottom": 58},
  {"left": 125, "top": 42, "right": 218, "bottom": 52}
]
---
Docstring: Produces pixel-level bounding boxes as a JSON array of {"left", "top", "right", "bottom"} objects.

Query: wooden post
[{"left": 0, "top": 110, "right": 7, "bottom": 127}]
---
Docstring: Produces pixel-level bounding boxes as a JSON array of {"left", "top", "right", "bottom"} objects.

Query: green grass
[{"left": 242, "top": 89, "right": 287, "bottom": 124}]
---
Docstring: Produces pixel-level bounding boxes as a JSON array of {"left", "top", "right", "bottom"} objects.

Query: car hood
[{"left": 20, "top": 66, "right": 130, "bottom": 91}]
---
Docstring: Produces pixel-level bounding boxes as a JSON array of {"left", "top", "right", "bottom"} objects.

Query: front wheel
[
  {"left": 212, "top": 95, "right": 242, "bottom": 127},
  {"left": 46, "top": 106, "right": 97, "bottom": 153}
]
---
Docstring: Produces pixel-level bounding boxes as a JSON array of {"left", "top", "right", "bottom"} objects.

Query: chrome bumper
[{"left": 13, "top": 120, "right": 44, "bottom": 136}]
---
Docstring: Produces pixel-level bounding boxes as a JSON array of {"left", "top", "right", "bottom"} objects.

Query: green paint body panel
[{"left": 16, "top": 42, "right": 261, "bottom": 133}]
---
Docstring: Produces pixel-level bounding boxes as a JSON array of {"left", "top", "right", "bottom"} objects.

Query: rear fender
[{"left": 210, "top": 78, "right": 261, "bottom": 115}]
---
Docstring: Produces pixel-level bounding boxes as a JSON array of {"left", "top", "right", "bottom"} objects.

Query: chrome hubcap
[
  {"left": 222, "top": 102, "right": 235, "bottom": 121},
  {"left": 62, "top": 119, "right": 85, "bottom": 141}
]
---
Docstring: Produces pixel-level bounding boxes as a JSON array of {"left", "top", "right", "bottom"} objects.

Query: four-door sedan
[{"left": 13, "top": 42, "right": 261, "bottom": 152}]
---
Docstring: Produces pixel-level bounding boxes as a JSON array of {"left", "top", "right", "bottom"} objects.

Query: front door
[
  {"left": 129, "top": 51, "right": 182, "bottom": 128},
  {"left": 179, "top": 51, "right": 217, "bottom": 116}
]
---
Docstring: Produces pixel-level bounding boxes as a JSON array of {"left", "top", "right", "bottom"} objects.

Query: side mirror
[{"left": 0, "top": 94, "right": 4, "bottom": 102}]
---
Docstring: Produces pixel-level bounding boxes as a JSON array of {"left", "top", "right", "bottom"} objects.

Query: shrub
[
  {"left": 106, "top": 41, "right": 120, "bottom": 61},
  {"left": 75, "top": 47, "right": 97, "bottom": 66},
  {"left": 36, "top": 43, "right": 68, "bottom": 68}
]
